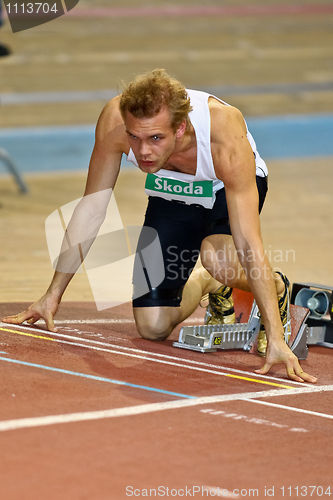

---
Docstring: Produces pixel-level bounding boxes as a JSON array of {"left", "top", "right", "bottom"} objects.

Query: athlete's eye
[{"left": 152, "top": 135, "right": 161, "bottom": 141}]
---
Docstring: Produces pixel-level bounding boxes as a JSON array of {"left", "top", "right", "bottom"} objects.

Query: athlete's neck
[{"left": 173, "top": 122, "right": 196, "bottom": 154}]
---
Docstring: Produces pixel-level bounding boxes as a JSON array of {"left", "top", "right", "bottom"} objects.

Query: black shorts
[{"left": 132, "top": 176, "right": 268, "bottom": 308}]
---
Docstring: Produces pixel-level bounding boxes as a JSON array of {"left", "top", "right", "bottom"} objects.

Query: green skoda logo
[{"left": 145, "top": 174, "right": 213, "bottom": 198}]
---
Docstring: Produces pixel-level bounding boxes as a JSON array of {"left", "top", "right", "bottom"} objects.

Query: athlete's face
[{"left": 124, "top": 107, "right": 186, "bottom": 173}]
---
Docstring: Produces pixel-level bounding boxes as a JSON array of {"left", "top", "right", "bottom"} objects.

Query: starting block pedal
[{"left": 173, "top": 289, "right": 310, "bottom": 359}]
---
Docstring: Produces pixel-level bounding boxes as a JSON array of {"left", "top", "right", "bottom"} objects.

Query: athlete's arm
[
  {"left": 210, "top": 102, "right": 316, "bottom": 383},
  {"left": 46, "top": 97, "right": 126, "bottom": 297},
  {"left": 2, "top": 97, "right": 128, "bottom": 331}
]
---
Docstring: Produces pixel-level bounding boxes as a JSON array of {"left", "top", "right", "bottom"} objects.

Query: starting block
[
  {"left": 173, "top": 289, "right": 310, "bottom": 359},
  {"left": 173, "top": 297, "right": 260, "bottom": 353}
]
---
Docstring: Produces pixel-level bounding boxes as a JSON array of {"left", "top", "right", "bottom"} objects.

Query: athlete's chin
[{"left": 139, "top": 162, "right": 162, "bottom": 173}]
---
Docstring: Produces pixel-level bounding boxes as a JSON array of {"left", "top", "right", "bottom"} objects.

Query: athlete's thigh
[
  {"left": 132, "top": 196, "right": 206, "bottom": 308},
  {"left": 199, "top": 175, "right": 268, "bottom": 282}
]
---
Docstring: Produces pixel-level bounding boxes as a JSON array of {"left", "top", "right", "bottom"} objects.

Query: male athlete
[{"left": 2, "top": 69, "right": 316, "bottom": 383}]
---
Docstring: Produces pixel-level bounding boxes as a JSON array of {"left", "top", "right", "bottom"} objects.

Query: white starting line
[
  {"left": 52, "top": 317, "right": 204, "bottom": 324},
  {"left": 0, "top": 321, "right": 306, "bottom": 387}
]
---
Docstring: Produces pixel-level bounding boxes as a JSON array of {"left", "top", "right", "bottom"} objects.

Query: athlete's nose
[{"left": 139, "top": 141, "right": 151, "bottom": 157}]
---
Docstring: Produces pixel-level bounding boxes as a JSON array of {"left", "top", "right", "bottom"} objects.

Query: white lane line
[
  {"left": 53, "top": 317, "right": 204, "bottom": 324},
  {"left": 243, "top": 398, "right": 333, "bottom": 420},
  {"left": 0, "top": 322, "right": 305, "bottom": 386},
  {"left": 0, "top": 385, "right": 331, "bottom": 433},
  {"left": 58, "top": 318, "right": 134, "bottom": 324}
]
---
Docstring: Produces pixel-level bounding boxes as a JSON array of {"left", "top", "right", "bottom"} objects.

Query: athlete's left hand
[{"left": 255, "top": 338, "right": 317, "bottom": 383}]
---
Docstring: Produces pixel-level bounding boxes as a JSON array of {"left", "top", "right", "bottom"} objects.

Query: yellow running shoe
[
  {"left": 257, "top": 272, "right": 292, "bottom": 356},
  {"left": 205, "top": 285, "right": 236, "bottom": 325}
]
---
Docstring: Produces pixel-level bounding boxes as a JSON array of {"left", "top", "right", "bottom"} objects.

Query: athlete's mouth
[{"left": 140, "top": 160, "right": 155, "bottom": 167}]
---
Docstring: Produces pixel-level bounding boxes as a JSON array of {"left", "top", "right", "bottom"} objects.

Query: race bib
[{"left": 145, "top": 173, "right": 215, "bottom": 209}]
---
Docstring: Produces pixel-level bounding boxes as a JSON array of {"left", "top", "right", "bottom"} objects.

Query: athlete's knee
[
  {"left": 201, "top": 241, "right": 227, "bottom": 279},
  {"left": 134, "top": 309, "right": 173, "bottom": 341},
  {"left": 137, "top": 322, "right": 172, "bottom": 341},
  {"left": 139, "top": 326, "right": 171, "bottom": 341},
  {"left": 201, "top": 246, "right": 241, "bottom": 287}
]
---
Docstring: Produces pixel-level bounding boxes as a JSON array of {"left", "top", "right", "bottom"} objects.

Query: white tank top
[{"left": 127, "top": 89, "right": 268, "bottom": 209}]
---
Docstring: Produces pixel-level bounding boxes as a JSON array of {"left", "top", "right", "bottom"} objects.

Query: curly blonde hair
[{"left": 120, "top": 69, "right": 192, "bottom": 131}]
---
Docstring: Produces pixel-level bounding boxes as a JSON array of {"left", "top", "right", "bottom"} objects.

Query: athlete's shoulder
[
  {"left": 209, "top": 97, "right": 244, "bottom": 123},
  {"left": 97, "top": 95, "right": 124, "bottom": 132},
  {"left": 95, "top": 95, "right": 127, "bottom": 150},
  {"left": 209, "top": 99, "right": 247, "bottom": 143}
]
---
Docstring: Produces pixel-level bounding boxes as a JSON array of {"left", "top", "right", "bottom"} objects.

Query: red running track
[{"left": 0, "top": 301, "right": 332, "bottom": 500}]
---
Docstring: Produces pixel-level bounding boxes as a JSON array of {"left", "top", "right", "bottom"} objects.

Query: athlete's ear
[{"left": 176, "top": 120, "right": 187, "bottom": 138}]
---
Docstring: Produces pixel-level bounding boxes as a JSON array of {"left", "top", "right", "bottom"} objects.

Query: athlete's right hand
[{"left": 1, "top": 293, "right": 60, "bottom": 332}]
